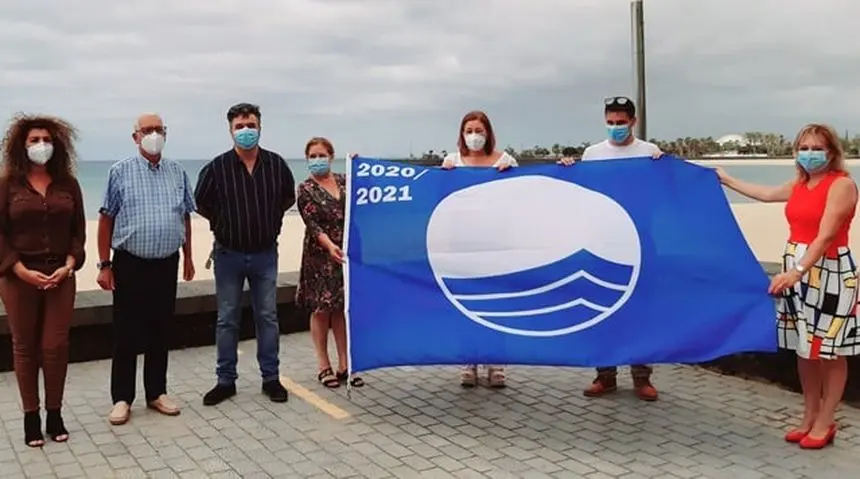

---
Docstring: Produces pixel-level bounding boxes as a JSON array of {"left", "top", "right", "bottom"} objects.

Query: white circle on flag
[{"left": 426, "top": 175, "right": 641, "bottom": 337}]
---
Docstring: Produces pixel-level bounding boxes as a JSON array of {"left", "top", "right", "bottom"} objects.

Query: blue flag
[{"left": 344, "top": 156, "right": 776, "bottom": 374}]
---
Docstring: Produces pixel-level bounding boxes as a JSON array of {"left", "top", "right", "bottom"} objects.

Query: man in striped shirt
[
  {"left": 97, "top": 113, "right": 197, "bottom": 425},
  {"left": 194, "top": 103, "right": 296, "bottom": 406}
]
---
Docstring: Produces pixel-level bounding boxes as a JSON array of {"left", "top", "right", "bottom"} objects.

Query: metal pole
[{"left": 631, "top": 0, "right": 647, "bottom": 140}]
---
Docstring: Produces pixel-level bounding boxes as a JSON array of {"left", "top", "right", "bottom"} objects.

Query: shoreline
[
  {"left": 70, "top": 203, "right": 850, "bottom": 292},
  {"left": 690, "top": 158, "right": 860, "bottom": 166}
]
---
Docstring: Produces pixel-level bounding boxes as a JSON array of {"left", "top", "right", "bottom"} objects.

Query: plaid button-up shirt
[{"left": 99, "top": 156, "right": 196, "bottom": 259}]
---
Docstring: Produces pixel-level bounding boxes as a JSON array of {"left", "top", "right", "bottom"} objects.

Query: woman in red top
[{"left": 717, "top": 124, "right": 857, "bottom": 450}]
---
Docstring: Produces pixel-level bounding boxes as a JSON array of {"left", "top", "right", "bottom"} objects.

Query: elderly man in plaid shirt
[{"left": 96, "top": 113, "right": 197, "bottom": 426}]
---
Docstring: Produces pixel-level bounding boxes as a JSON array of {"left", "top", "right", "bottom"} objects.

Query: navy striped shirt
[{"left": 194, "top": 148, "right": 296, "bottom": 253}]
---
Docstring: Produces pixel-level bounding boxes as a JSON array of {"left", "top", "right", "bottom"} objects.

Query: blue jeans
[{"left": 213, "top": 244, "right": 280, "bottom": 385}]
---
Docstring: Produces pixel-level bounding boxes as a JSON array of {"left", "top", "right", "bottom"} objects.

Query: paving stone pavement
[{"left": 0, "top": 333, "right": 858, "bottom": 478}]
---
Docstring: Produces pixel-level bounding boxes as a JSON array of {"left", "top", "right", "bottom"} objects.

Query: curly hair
[{"left": 1, "top": 113, "right": 78, "bottom": 181}]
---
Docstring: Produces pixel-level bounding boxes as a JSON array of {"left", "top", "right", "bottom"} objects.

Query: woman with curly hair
[{"left": 0, "top": 114, "right": 86, "bottom": 447}]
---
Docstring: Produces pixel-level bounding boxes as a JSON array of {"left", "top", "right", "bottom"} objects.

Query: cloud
[{"left": 0, "top": 0, "right": 858, "bottom": 161}]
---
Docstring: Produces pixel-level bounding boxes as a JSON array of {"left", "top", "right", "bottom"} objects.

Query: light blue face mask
[
  {"left": 308, "top": 157, "right": 331, "bottom": 176},
  {"left": 233, "top": 127, "right": 259, "bottom": 150},
  {"left": 796, "top": 150, "right": 828, "bottom": 173},
  {"left": 607, "top": 124, "right": 630, "bottom": 143}
]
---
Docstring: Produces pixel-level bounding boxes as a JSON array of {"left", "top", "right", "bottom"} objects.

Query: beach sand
[
  {"left": 728, "top": 203, "right": 860, "bottom": 266},
  {"left": 75, "top": 217, "right": 305, "bottom": 291},
  {"left": 71, "top": 203, "right": 860, "bottom": 291}
]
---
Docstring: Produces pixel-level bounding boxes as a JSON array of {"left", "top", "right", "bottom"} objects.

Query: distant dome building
[{"left": 716, "top": 134, "right": 748, "bottom": 146}]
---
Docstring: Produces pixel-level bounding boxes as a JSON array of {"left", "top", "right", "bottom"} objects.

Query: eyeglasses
[
  {"left": 136, "top": 125, "right": 167, "bottom": 135},
  {"left": 604, "top": 96, "right": 632, "bottom": 106}
]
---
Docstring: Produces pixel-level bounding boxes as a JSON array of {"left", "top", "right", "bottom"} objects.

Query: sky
[{"left": 1, "top": 0, "right": 859, "bottom": 161}]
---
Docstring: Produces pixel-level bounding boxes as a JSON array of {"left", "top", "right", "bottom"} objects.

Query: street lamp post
[{"left": 631, "top": 0, "right": 647, "bottom": 140}]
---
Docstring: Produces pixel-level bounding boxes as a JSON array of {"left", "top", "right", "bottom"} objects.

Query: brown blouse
[{"left": 0, "top": 175, "right": 86, "bottom": 276}]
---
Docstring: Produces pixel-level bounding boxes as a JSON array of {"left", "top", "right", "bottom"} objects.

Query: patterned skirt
[{"left": 777, "top": 242, "right": 860, "bottom": 359}]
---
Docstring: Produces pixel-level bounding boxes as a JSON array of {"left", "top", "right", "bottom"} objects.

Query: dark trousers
[
  {"left": 110, "top": 250, "right": 179, "bottom": 405},
  {"left": 597, "top": 364, "right": 652, "bottom": 379}
]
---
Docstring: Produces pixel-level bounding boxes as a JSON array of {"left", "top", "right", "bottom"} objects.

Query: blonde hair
[{"left": 793, "top": 123, "right": 847, "bottom": 182}]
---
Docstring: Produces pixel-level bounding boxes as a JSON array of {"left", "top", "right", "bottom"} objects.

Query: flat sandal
[{"left": 317, "top": 368, "right": 340, "bottom": 388}]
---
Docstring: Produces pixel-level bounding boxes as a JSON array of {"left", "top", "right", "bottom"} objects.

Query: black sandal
[
  {"left": 337, "top": 370, "right": 364, "bottom": 388},
  {"left": 46, "top": 409, "right": 69, "bottom": 442},
  {"left": 317, "top": 368, "right": 340, "bottom": 388},
  {"left": 24, "top": 411, "right": 44, "bottom": 448}
]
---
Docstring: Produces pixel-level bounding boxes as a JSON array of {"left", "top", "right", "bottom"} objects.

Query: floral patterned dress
[{"left": 296, "top": 174, "right": 346, "bottom": 312}]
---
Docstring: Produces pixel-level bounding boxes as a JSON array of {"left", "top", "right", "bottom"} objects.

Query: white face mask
[
  {"left": 464, "top": 132, "right": 486, "bottom": 152},
  {"left": 140, "top": 132, "right": 165, "bottom": 155},
  {"left": 27, "top": 142, "right": 54, "bottom": 165}
]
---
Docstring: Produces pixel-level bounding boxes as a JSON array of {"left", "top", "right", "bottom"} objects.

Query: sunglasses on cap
[{"left": 604, "top": 96, "right": 632, "bottom": 107}]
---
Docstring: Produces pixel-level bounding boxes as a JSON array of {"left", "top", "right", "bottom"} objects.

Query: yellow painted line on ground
[{"left": 279, "top": 375, "right": 351, "bottom": 420}]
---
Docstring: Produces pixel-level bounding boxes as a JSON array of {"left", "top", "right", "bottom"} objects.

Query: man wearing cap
[
  {"left": 194, "top": 103, "right": 296, "bottom": 406},
  {"left": 559, "top": 96, "right": 661, "bottom": 401}
]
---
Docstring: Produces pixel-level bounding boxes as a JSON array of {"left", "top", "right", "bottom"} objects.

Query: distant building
[
  {"left": 716, "top": 134, "right": 749, "bottom": 147},
  {"left": 708, "top": 134, "right": 748, "bottom": 157}
]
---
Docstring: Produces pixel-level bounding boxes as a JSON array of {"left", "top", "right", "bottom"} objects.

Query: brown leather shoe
[
  {"left": 583, "top": 376, "right": 617, "bottom": 397},
  {"left": 633, "top": 378, "right": 658, "bottom": 401}
]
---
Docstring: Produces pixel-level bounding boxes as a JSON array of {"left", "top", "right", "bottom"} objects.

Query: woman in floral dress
[{"left": 296, "top": 137, "right": 363, "bottom": 389}]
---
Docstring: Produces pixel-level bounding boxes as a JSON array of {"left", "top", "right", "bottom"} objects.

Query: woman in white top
[
  {"left": 441, "top": 111, "right": 517, "bottom": 171},
  {"left": 441, "top": 110, "right": 517, "bottom": 388}
]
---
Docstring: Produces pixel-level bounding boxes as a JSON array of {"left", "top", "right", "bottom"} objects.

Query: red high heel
[
  {"left": 798, "top": 424, "right": 837, "bottom": 449},
  {"left": 784, "top": 429, "right": 809, "bottom": 443}
]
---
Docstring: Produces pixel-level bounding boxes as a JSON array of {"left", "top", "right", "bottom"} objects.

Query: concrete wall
[
  {"left": 0, "top": 264, "right": 857, "bottom": 402},
  {"left": 0, "top": 272, "right": 310, "bottom": 371}
]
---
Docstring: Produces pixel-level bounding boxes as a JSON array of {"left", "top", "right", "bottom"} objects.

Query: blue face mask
[
  {"left": 796, "top": 150, "right": 828, "bottom": 173},
  {"left": 308, "top": 158, "right": 331, "bottom": 176},
  {"left": 607, "top": 124, "right": 630, "bottom": 143},
  {"left": 233, "top": 127, "right": 259, "bottom": 150}
]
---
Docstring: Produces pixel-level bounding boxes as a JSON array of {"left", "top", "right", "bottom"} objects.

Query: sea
[
  {"left": 76, "top": 158, "right": 335, "bottom": 220},
  {"left": 74, "top": 159, "right": 860, "bottom": 220}
]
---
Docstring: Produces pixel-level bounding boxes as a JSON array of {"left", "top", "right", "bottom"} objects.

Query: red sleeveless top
[{"left": 785, "top": 171, "right": 854, "bottom": 256}]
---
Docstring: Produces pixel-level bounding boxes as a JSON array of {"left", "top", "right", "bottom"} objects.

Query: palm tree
[{"left": 744, "top": 132, "right": 763, "bottom": 154}]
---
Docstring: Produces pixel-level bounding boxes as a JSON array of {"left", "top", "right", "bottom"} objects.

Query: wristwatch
[
  {"left": 794, "top": 264, "right": 806, "bottom": 274},
  {"left": 97, "top": 260, "right": 113, "bottom": 270}
]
